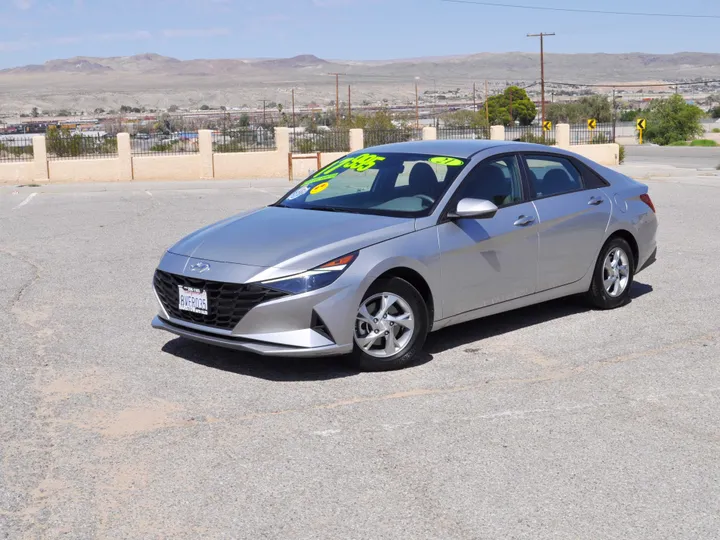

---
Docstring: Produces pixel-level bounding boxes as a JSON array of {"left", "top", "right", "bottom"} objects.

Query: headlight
[{"left": 261, "top": 252, "right": 358, "bottom": 294}]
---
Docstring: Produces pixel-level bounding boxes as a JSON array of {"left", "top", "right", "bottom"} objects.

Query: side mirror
[{"left": 448, "top": 198, "right": 498, "bottom": 219}]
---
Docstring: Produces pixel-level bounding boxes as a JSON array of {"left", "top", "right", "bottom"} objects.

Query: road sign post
[
  {"left": 636, "top": 118, "right": 647, "bottom": 145},
  {"left": 587, "top": 119, "right": 596, "bottom": 143}
]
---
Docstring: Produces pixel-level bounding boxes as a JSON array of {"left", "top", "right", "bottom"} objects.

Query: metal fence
[
  {"left": 213, "top": 128, "right": 276, "bottom": 153},
  {"left": 0, "top": 136, "right": 34, "bottom": 162},
  {"left": 364, "top": 128, "right": 423, "bottom": 148},
  {"left": 290, "top": 129, "right": 350, "bottom": 153},
  {"left": 46, "top": 132, "right": 118, "bottom": 160},
  {"left": 505, "top": 125, "right": 555, "bottom": 145},
  {"left": 437, "top": 127, "right": 489, "bottom": 140},
  {"left": 570, "top": 123, "right": 615, "bottom": 145},
  {"left": 132, "top": 134, "right": 199, "bottom": 156}
]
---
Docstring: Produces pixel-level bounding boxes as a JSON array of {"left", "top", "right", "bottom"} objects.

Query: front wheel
[
  {"left": 587, "top": 237, "right": 635, "bottom": 309},
  {"left": 349, "top": 277, "right": 428, "bottom": 372}
]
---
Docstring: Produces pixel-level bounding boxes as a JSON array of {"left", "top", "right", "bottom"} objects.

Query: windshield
[{"left": 275, "top": 152, "right": 469, "bottom": 217}]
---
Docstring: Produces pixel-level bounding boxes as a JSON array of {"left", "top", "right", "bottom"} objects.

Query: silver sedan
[{"left": 152, "top": 140, "right": 657, "bottom": 371}]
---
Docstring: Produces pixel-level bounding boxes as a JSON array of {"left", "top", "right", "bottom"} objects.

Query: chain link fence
[{"left": 0, "top": 136, "right": 34, "bottom": 162}]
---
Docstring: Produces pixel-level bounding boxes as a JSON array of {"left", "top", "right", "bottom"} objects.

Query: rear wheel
[
  {"left": 349, "top": 277, "right": 428, "bottom": 372},
  {"left": 587, "top": 237, "right": 634, "bottom": 309}
]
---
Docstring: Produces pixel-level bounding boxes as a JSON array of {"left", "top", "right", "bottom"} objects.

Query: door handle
[
  {"left": 514, "top": 215, "right": 535, "bottom": 227},
  {"left": 588, "top": 197, "right": 604, "bottom": 206}
]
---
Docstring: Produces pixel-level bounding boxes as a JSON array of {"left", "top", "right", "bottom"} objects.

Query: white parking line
[{"left": 12, "top": 193, "right": 37, "bottom": 210}]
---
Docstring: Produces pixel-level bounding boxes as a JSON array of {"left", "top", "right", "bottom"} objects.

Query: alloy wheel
[
  {"left": 354, "top": 293, "right": 415, "bottom": 359},
  {"left": 603, "top": 247, "right": 630, "bottom": 297}
]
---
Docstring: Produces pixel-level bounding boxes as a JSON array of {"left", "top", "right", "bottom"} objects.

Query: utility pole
[
  {"left": 348, "top": 85, "right": 352, "bottom": 122},
  {"left": 415, "top": 78, "right": 420, "bottom": 129},
  {"left": 291, "top": 88, "right": 296, "bottom": 131},
  {"left": 527, "top": 32, "right": 555, "bottom": 126},
  {"left": 509, "top": 92, "right": 513, "bottom": 126},
  {"left": 328, "top": 73, "right": 342, "bottom": 127},
  {"left": 260, "top": 99, "right": 268, "bottom": 126},
  {"left": 484, "top": 80, "right": 489, "bottom": 126},
  {"left": 473, "top": 82, "right": 477, "bottom": 112},
  {"left": 612, "top": 88, "right": 616, "bottom": 143}
]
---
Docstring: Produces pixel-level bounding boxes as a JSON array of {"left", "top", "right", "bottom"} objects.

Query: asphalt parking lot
[{"left": 1, "top": 173, "right": 719, "bottom": 539}]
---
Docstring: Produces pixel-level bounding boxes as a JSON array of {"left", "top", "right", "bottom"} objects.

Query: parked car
[{"left": 152, "top": 140, "right": 657, "bottom": 371}]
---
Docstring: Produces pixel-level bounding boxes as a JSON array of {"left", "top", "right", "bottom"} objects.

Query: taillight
[{"left": 640, "top": 193, "right": 656, "bottom": 213}]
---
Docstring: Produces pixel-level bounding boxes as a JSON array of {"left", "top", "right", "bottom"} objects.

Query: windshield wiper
[{"left": 305, "top": 206, "right": 362, "bottom": 214}]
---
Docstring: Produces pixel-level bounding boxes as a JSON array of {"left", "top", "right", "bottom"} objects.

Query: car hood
[{"left": 168, "top": 206, "right": 415, "bottom": 272}]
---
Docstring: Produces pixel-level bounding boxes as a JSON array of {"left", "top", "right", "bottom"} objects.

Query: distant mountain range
[{"left": 1, "top": 52, "right": 718, "bottom": 114}]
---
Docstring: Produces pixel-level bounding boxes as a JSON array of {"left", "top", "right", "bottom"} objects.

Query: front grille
[{"left": 153, "top": 269, "right": 287, "bottom": 330}]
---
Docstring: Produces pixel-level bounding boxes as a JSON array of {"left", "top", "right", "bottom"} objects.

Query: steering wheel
[{"left": 415, "top": 194, "right": 435, "bottom": 206}]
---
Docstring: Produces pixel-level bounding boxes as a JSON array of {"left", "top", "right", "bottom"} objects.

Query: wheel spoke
[
  {"left": 387, "top": 313, "right": 414, "bottom": 330},
  {"left": 612, "top": 249, "right": 621, "bottom": 266},
  {"left": 378, "top": 294, "right": 399, "bottom": 318},
  {"left": 356, "top": 333, "right": 381, "bottom": 351},
  {"left": 618, "top": 264, "right": 630, "bottom": 277},
  {"left": 384, "top": 331, "right": 398, "bottom": 355},
  {"left": 604, "top": 275, "right": 617, "bottom": 292},
  {"left": 357, "top": 304, "right": 376, "bottom": 328},
  {"left": 604, "top": 258, "right": 614, "bottom": 274}
]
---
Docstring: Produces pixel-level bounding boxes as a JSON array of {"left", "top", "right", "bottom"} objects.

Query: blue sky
[{"left": 0, "top": 0, "right": 718, "bottom": 68}]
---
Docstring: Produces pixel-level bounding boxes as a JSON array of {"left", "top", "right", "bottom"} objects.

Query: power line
[
  {"left": 547, "top": 79, "right": 720, "bottom": 88},
  {"left": 442, "top": 0, "right": 720, "bottom": 19}
]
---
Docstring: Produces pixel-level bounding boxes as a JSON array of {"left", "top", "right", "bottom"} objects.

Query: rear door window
[{"left": 524, "top": 155, "right": 584, "bottom": 199}]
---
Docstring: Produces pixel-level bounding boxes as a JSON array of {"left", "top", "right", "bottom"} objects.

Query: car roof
[{"left": 361, "top": 139, "right": 560, "bottom": 159}]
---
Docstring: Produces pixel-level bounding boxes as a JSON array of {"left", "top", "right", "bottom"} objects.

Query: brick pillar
[
  {"left": 198, "top": 129, "right": 214, "bottom": 179},
  {"left": 350, "top": 128, "right": 364, "bottom": 151},
  {"left": 556, "top": 124, "right": 570, "bottom": 148},
  {"left": 32, "top": 135, "right": 49, "bottom": 182},
  {"left": 490, "top": 125, "right": 505, "bottom": 140},
  {"left": 117, "top": 133, "right": 132, "bottom": 181},
  {"left": 422, "top": 127, "right": 437, "bottom": 140}
]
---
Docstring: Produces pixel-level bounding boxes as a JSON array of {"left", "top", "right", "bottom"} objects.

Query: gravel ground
[{"left": 1, "top": 175, "right": 718, "bottom": 539}]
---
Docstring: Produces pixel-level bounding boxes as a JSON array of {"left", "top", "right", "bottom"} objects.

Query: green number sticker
[
  {"left": 429, "top": 156, "right": 464, "bottom": 166},
  {"left": 302, "top": 153, "right": 386, "bottom": 186}
]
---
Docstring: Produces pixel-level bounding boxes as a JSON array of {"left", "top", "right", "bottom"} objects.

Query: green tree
[
  {"left": 94, "top": 108, "right": 105, "bottom": 115},
  {"left": 199, "top": 104, "right": 210, "bottom": 111},
  {"left": 31, "top": 107, "right": 39, "bottom": 118},
  {"left": 485, "top": 86, "right": 537, "bottom": 126},
  {"left": 643, "top": 94, "right": 705, "bottom": 145},
  {"left": 710, "top": 105, "right": 720, "bottom": 119},
  {"left": 168, "top": 104, "right": 179, "bottom": 112},
  {"left": 620, "top": 109, "right": 639, "bottom": 122},
  {"left": 443, "top": 109, "right": 487, "bottom": 128},
  {"left": 577, "top": 95, "right": 612, "bottom": 123}
]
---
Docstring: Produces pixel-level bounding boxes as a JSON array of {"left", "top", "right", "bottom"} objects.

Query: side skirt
[{"left": 431, "top": 279, "right": 591, "bottom": 332}]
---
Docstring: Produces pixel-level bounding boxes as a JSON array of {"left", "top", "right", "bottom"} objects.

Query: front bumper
[{"left": 152, "top": 316, "right": 353, "bottom": 357}]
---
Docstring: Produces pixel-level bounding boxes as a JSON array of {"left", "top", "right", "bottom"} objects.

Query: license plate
[{"left": 178, "top": 286, "right": 208, "bottom": 315}]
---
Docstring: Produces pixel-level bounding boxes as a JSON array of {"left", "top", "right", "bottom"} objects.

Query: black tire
[
  {"left": 587, "top": 236, "right": 635, "bottom": 310},
  {"left": 348, "top": 277, "right": 428, "bottom": 372}
]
